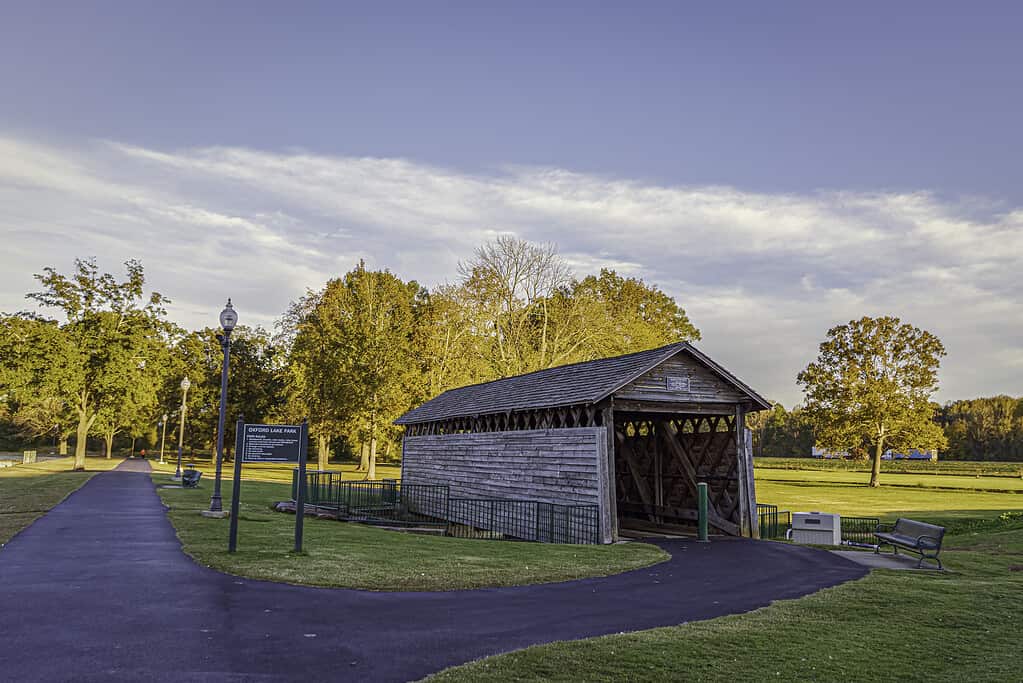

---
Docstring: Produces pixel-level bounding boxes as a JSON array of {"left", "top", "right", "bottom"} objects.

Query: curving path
[{"left": 0, "top": 461, "right": 867, "bottom": 682}]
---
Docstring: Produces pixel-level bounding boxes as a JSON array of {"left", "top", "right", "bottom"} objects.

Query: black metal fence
[
  {"left": 757, "top": 504, "right": 880, "bottom": 545},
  {"left": 292, "top": 470, "right": 344, "bottom": 508},
  {"left": 757, "top": 503, "right": 791, "bottom": 540},
  {"left": 446, "top": 498, "right": 600, "bottom": 544},
  {"left": 291, "top": 470, "right": 600, "bottom": 544},
  {"left": 291, "top": 471, "right": 448, "bottom": 527},
  {"left": 840, "top": 516, "right": 880, "bottom": 544}
]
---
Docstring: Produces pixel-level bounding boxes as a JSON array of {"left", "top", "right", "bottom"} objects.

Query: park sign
[
  {"left": 241, "top": 424, "right": 302, "bottom": 462},
  {"left": 230, "top": 419, "right": 311, "bottom": 554}
]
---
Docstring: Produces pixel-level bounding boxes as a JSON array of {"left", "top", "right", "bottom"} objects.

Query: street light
[
  {"left": 159, "top": 413, "right": 169, "bottom": 464},
  {"left": 208, "top": 299, "right": 237, "bottom": 513},
  {"left": 174, "top": 376, "right": 191, "bottom": 480}
]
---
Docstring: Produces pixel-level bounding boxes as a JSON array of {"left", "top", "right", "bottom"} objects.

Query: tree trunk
[
  {"left": 362, "top": 439, "right": 374, "bottom": 472},
  {"left": 367, "top": 437, "right": 377, "bottom": 480},
  {"left": 74, "top": 413, "right": 94, "bottom": 470},
  {"left": 317, "top": 433, "right": 329, "bottom": 471},
  {"left": 59, "top": 437, "right": 68, "bottom": 456},
  {"left": 870, "top": 439, "right": 884, "bottom": 487},
  {"left": 105, "top": 430, "right": 114, "bottom": 459}
]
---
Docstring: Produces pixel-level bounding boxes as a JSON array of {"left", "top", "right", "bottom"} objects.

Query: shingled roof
[{"left": 395, "top": 342, "right": 770, "bottom": 425}]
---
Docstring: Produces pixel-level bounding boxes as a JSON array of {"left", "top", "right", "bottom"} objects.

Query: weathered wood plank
[{"left": 402, "top": 429, "right": 603, "bottom": 509}]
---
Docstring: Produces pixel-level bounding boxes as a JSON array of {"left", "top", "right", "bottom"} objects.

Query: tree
[
  {"left": 26, "top": 258, "right": 169, "bottom": 469},
  {"left": 173, "top": 327, "right": 284, "bottom": 460},
  {"left": 456, "top": 236, "right": 574, "bottom": 377},
  {"left": 0, "top": 314, "right": 77, "bottom": 453},
  {"left": 572, "top": 269, "right": 700, "bottom": 356},
  {"left": 798, "top": 316, "right": 947, "bottom": 487},
  {"left": 427, "top": 240, "right": 702, "bottom": 392},
  {"left": 285, "top": 262, "right": 423, "bottom": 476},
  {"left": 338, "top": 263, "right": 423, "bottom": 479},
  {"left": 283, "top": 287, "right": 356, "bottom": 470},
  {"left": 937, "top": 396, "right": 1023, "bottom": 461}
]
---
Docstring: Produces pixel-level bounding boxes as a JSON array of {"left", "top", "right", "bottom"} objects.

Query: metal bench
[
  {"left": 874, "top": 518, "right": 946, "bottom": 569},
  {"left": 182, "top": 467, "right": 203, "bottom": 489}
]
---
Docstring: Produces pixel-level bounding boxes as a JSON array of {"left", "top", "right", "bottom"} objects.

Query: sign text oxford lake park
[{"left": 241, "top": 424, "right": 302, "bottom": 463}]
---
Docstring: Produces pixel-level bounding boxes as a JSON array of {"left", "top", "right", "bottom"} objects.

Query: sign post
[
  {"left": 227, "top": 420, "right": 305, "bottom": 553},
  {"left": 294, "top": 420, "right": 309, "bottom": 553},
  {"left": 228, "top": 417, "right": 245, "bottom": 553}
]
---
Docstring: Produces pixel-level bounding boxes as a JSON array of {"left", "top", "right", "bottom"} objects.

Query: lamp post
[
  {"left": 174, "top": 376, "right": 191, "bottom": 480},
  {"left": 159, "top": 413, "right": 168, "bottom": 464},
  {"left": 208, "top": 299, "right": 237, "bottom": 514}
]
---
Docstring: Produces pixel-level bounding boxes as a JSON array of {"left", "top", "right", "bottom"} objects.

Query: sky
[{"left": 1, "top": 1, "right": 1021, "bottom": 406}]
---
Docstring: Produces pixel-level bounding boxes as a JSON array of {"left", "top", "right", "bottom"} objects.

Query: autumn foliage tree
[{"left": 798, "top": 316, "right": 947, "bottom": 487}]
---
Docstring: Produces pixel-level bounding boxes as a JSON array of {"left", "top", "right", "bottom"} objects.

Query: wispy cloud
[{"left": 2, "top": 135, "right": 1020, "bottom": 405}]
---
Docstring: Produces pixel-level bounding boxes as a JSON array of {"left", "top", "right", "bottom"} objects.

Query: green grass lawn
[
  {"left": 149, "top": 458, "right": 403, "bottom": 484},
  {"left": 429, "top": 514, "right": 1023, "bottom": 682},
  {"left": 155, "top": 475, "right": 667, "bottom": 591},
  {"left": 756, "top": 457, "right": 1023, "bottom": 478},
  {"left": 756, "top": 468, "right": 1023, "bottom": 492},
  {"left": 755, "top": 468, "right": 1023, "bottom": 518},
  {"left": 0, "top": 456, "right": 124, "bottom": 544}
]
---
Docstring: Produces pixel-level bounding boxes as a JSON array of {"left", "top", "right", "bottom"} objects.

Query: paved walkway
[{"left": 0, "top": 461, "right": 867, "bottom": 682}]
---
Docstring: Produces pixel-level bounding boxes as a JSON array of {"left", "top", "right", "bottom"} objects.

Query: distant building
[
  {"left": 883, "top": 448, "right": 938, "bottom": 461},
  {"left": 811, "top": 446, "right": 849, "bottom": 459}
]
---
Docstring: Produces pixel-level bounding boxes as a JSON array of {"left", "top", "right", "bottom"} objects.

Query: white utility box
[{"left": 791, "top": 511, "right": 842, "bottom": 545}]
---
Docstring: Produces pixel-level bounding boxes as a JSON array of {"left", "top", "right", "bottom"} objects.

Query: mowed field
[
  {"left": 148, "top": 458, "right": 402, "bottom": 484},
  {"left": 754, "top": 459, "right": 1023, "bottom": 520}
]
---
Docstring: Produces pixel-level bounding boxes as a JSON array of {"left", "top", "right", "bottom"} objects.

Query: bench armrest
[
  {"left": 917, "top": 534, "right": 942, "bottom": 550},
  {"left": 875, "top": 522, "right": 893, "bottom": 533}
]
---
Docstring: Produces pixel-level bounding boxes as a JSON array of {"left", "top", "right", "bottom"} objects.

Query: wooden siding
[
  {"left": 401, "top": 428, "right": 611, "bottom": 541},
  {"left": 614, "top": 353, "right": 747, "bottom": 404}
]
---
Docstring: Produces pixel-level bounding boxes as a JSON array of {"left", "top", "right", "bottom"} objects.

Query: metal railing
[
  {"left": 757, "top": 503, "right": 791, "bottom": 540},
  {"left": 840, "top": 516, "right": 880, "bottom": 544},
  {"left": 446, "top": 498, "right": 600, "bottom": 544},
  {"left": 291, "top": 470, "right": 600, "bottom": 544},
  {"left": 291, "top": 471, "right": 449, "bottom": 527},
  {"left": 292, "top": 470, "right": 344, "bottom": 508},
  {"left": 756, "top": 504, "right": 879, "bottom": 545}
]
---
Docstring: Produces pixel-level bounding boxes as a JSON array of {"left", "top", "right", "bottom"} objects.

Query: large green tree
[
  {"left": 422, "top": 239, "right": 702, "bottom": 394},
  {"left": 169, "top": 326, "right": 284, "bottom": 460},
  {"left": 286, "top": 262, "right": 423, "bottom": 475},
  {"left": 25, "top": 258, "right": 170, "bottom": 469},
  {"left": 0, "top": 315, "right": 76, "bottom": 454},
  {"left": 798, "top": 316, "right": 947, "bottom": 486},
  {"left": 571, "top": 268, "right": 700, "bottom": 357}
]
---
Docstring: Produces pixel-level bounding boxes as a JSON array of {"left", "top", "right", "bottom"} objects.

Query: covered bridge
[{"left": 395, "top": 342, "right": 771, "bottom": 543}]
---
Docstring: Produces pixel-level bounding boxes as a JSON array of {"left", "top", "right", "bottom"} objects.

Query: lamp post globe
[
  {"left": 209, "top": 299, "right": 237, "bottom": 514},
  {"left": 219, "top": 299, "right": 238, "bottom": 332}
]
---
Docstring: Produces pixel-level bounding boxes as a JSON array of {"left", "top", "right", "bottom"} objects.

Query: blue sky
[{"left": 1, "top": 1, "right": 1021, "bottom": 405}]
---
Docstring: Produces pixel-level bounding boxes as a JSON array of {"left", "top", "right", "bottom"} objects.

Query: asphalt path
[{"left": 0, "top": 461, "right": 867, "bottom": 682}]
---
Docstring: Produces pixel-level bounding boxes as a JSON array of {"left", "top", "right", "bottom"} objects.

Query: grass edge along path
[
  {"left": 427, "top": 514, "right": 1023, "bottom": 682},
  {"left": 155, "top": 475, "right": 668, "bottom": 592},
  {"left": 0, "top": 457, "right": 125, "bottom": 545}
]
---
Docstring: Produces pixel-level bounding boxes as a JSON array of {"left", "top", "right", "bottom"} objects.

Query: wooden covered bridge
[{"left": 395, "top": 342, "right": 771, "bottom": 543}]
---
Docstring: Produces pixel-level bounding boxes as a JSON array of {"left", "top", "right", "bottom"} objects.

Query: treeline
[
  {"left": 0, "top": 237, "right": 699, "bottom": 471},
  {"left": 751, "top": 397, "right": 1023, "bottom": 462},
  {"left": 937, "top": 396, "right": 1023, "bottom": 461}
]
